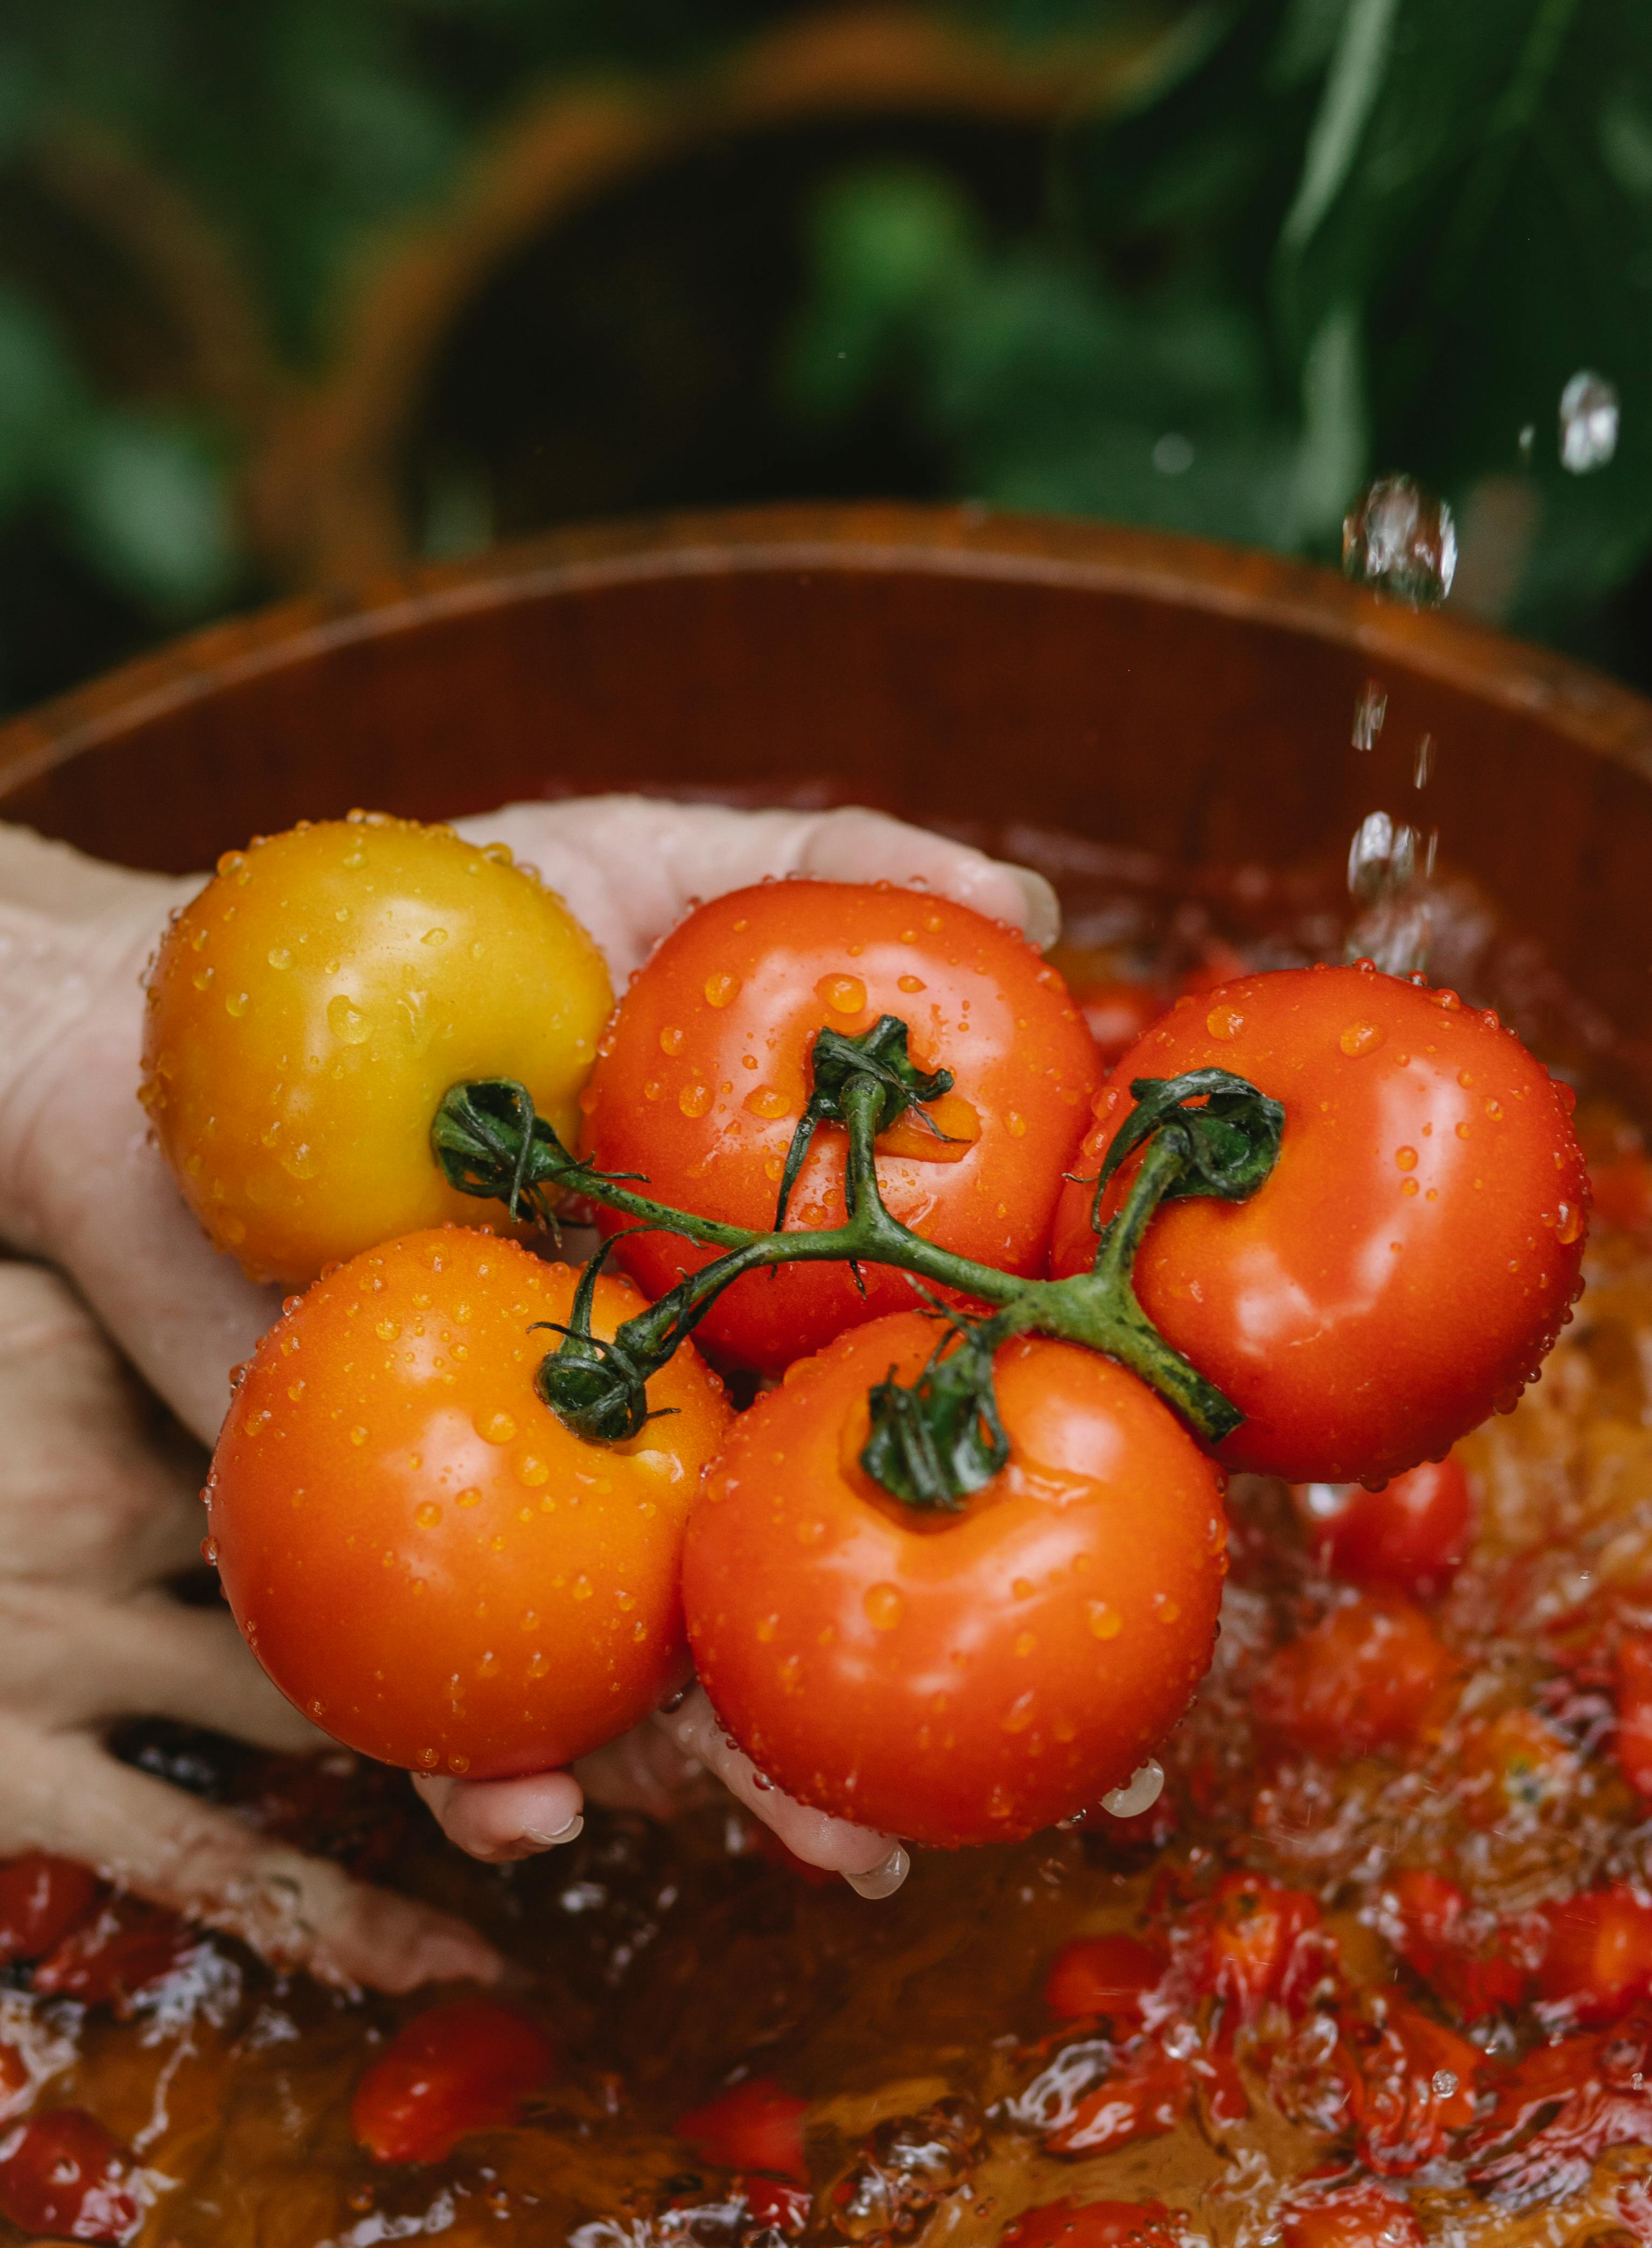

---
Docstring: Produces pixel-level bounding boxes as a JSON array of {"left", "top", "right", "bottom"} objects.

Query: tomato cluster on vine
[{"left": 143, "top": 814, "right": 1590, "bottom": 1851}]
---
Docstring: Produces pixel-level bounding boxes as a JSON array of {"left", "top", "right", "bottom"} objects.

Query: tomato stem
[{"left": 432, "top": 1051, "right": 1284, "bottom": 1490}]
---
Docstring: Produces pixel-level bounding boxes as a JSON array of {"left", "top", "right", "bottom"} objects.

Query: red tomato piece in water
[
  {"left": 581, "top": 882, "right": 1099, "bottom": 1374},
  {"left": 1050, "top": 965, "right": 1588, "bottom": 1484},
  {"left": 1531, "top": 1887, "right": 1652, "bottom": 2029},
  {"left": 352, "top": 1999, "right": 554, "bottom": 2165},
  {"left": 0, "top": 2110, "right": 141, "bottom": 2244},
  {"left": 1005, "top": 2199, "right": 1180, "bottom": 2248},
  {"left": 1355, "top": 1995, "right": 1479, "bottom": 2174},
  {"left": 1297, "top": 1459, "right": 1472, "bottom": 1603},
  {"left": 1381, "top": 1871, "right": 1522, "bottom": 2022},
  {"left": 1044, "top": 1935, "right": 1166, "bottom": 2026},
  {"left": 676, "top": 2078, "right": 808, "bottom": 2182},
  {"left": 1044, "top": 2043, "right": 1191, "bottom": 2158},
  {"left": 1280, "top": 2179, "right": 1425, "bottom": 2248},
  {"left": 32, "top": 1899, "right": 191, "bottom": 2007},
  {"left": 0, "top": 1853, "right": 99, "bottom": 1966},
  {"left": 1616, "top": 1635, "right": 1652, "bottom": 1800},
  {"left": 684, "top": 1312, "right": 1227, "bottom": 1847},
  {"left": 1256, "top": 1596, "right": 1458, "bottom": 1762},
  {"left": 1199, "top": 1873, "right": 1323, "bottom": 2021}
]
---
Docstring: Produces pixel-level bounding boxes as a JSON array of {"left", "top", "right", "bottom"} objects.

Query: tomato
[
  {"left": 208, "top": 1228, "right": 729, "bottom": 1777},
  {"left": 1044, "top": 1934, "right": 1166, "bottom": 2025},
  {"left": 32, "top": 1899, "right": 191, "bottom": 2007},
  {"left": 351, "top": 1999, "right": 554, "bottom": 2164},
  {"left": 1254, "top": 1595, "right": 1457, "bottom": 1762},
  {"left": 683, "top": 1311, "right": 1225, "bottom": 1846},
  {"left": 675, "top": 2078, "right": 808, "bottom": 2182},
  {"left": 1049, "top": 964, "right": 1588, "bottom": 1484},
  {"left": 1296, "top": 1459, "right": 1472, "bottom": 1603},
  {"left": 1532, "top": 1886, "right": 1652, "bottom": 2027},
  {"left": 1589, "top": 1148, "right": 1652, "bottom": 1233},
  {"left": 1279, "top": 2179, "right": 1425, "bottom": 2248},
  {"left": 1458, "top": 1707, "right": 1574, "bottom": 1828},
  {"left": 580, "top": 882, "right": 1098, "bottom": 1373},
  {"left": 1617, "top": 1634, "right": 1652, "bottom": 1799},
  {"left": 0, "top": 1853, "right": 99, "bottom": 1966},
  {"left": 1003, "top": 2199, "right": 1179, "bottom": 2248},
  {"left": 0, "top": 2110, "right": 140, "bottom": 2243},
  {"left": 1463, "top": 2017, "right": 1652, "bottom": 2196},
  {"left": 1381, "top": 1871, "right": 1522, "bottom": 2021},
  {"left": 1355, "top": 1995, "right": 1478, "bottom": 2173},
  {"left": 1198, "top": 1873, "right": 1322, "bottom": 2020},
  {"left": 744, "top": 2179, "right": 812, "bottom": 2232},
  {"left": 1043, "top": 2042, "right": 1190, "bottom": 2157},
  {"left": 142, "top": 816, "right": 611, "bottom": 1286}
]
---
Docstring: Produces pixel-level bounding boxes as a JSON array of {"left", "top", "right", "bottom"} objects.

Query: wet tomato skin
[
  {"left": 352, "top": 1999, "right": 554, "bottom": 2164},
  {"left": 682, "top": 1311, "right": 1226, "bottom": 1847},
  {"left": 582, "top": 882, "right": 1098, "bottom": 1373},
  {"left": 1049, "top": 964, "right": 1588, "bottom": 1484},
  {"left": 0, "top": 2109, "right": 140, "bottom": 2243},
  {"left": 208, "top": 1228, "right": 729, "bottom": 1778},
  {"left": 142, "top": 817, "right": 612, "bottom": 1286}
]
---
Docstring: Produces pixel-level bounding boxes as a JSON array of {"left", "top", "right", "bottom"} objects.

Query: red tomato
[
  {"left": 32, "top": 1899, "right": 191, "bottom": 2007},
  {"left": 0, "top": 2040, "right": 27, "bottom": 2115},
  {"left": 0, "top": 1853, "right": 99, "bottom": 1966},
  {"left": 1044, "top": 1934, "right": 1166, "bottom": 2025},
  {"left": 675, "top": 2078, "right": 808, "bottom": 2182},
  {"left": 1049, "top": 964, "right": 1588, "bottom": 1484},
  {"left": 208, "top": 1229, "right": 729, "bottom": 1778},
  {"left": 684, "top": 1312, "right": 1226, "bottom": 1846},
  {"left": 1296, "top": 1459, "right": 1472, "bottom": 1603},
  {"left": 744, "top": 2177, "right": 811, "bottom": 2231},
  {"left": 581, "top": 882, "right": 1099, "bottom": 1373},
  {"left": 1280, "top": 2179, "right": 1425, "bottom": 2248},
  {"left": 1532, "top": 1887, "right": 1652, "bottom": 2027},
  {"left": 1589, "top": 1149, "right": 1652, "bottom": 1234},
  {"left": 1618, "top": 1635, "right": 1652, "bottom": 1799},
  {"left": 351, "top": 1999, "right": 554, "bottom": 2164},
  {"left": 1381, "top": 1871, "right": 1522, "bottom": 2021},
  {"left": 1043, "top": 2042, "right": 1190, "bottom": 2157},
  {"left": 1200, "top": 1873, "right": 1322, "bottom": 2020},
  {"left": 1356, "top": 1995, "right": 1478, "bottom": 2174},
  {"left": 0, "top": 2110, "right": 140, "bottom": 2243},
  {"left": 1255, "top": 1596, "right": 1457, "bottom": 1761},
  {"left": 1004, "top": 2199, "right": 1179, "bottom": 2248}
]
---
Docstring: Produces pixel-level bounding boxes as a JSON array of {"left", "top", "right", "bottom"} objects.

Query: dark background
[{"left": 2, "top": 0, "right": 1649, "bottom": 716}]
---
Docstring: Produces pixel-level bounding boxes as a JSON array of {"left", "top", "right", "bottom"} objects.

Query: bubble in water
[
  {"left": 1352, "top": 680, "right": 1388, "bottom": 752},
  {"left": 1348, "top": 811, "right": 1417, "bottom": 903},
  {"left": 1102, "top": 1759, "right": 1165, "bottom": 1818},
  {"left": 1559, "top": 371, "right": 1619, "bottom": 474},
  {"left": 1342, "top": 475, "right": 1457, "bottom": 606}
]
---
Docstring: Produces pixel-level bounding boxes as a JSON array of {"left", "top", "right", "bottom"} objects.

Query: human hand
[{"left": 0, "top": 798, "right": 1055, "bottom": 1977}]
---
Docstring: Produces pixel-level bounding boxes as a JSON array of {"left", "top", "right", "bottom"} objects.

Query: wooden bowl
[{"left": 2, "top": 501, "right": 1649, "bottom": 1090}]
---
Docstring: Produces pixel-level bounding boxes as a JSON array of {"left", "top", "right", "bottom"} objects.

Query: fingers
[
  {"left": 413, "top": 1770, "right": 584, "bottom": 1865},
  {"left": 454, "top": 797, "right": 1060, "bottom": 981},
  {"left": 0, "top": 1716, "right": 500, "bottom": 1993},
  {"left": 652, "top": 1687, "right": 908, "bottom": 1896},
  {"left": 0, "top": 1585, "right": 322, "bottom": 1752},
  {"left": 574, "top": 1715, "right": 714, "bottom": 1820}
]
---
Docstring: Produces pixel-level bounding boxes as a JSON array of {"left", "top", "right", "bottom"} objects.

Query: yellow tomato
[{"left": 142, "top": 815, "right": 611, "bottom": 1284}]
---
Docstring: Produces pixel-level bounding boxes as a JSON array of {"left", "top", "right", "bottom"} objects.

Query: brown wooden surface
[{"left": 2, "top": 500, "right": 1650, "bottom": 1088}]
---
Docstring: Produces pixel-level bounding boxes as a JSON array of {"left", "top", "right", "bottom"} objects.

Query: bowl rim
[{"left": 2, "top": 502, "right": 1649, "bottom": 804}]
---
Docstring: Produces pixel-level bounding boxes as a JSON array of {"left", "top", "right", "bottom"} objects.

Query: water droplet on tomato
[
  {"left": 745, "top": 1085, "right": 791, "bottom": 1120},
  {"left": 266, "top": 948, "right": 291, "bottom": 971},
  {"left": 192, "top": 966, "right": 214, "bottom": 991},
  {"left": 1102, "top": 1759, "right": 1165, "bottom": 1817},
  {"left": 703, "top": 971, "right": 741, "bottom": 1008},
  {"left": 280, "top": 1143, "right": 318, "bottom": 1180},
  {"left": 200, "top": 1536, "right": 218, "bottom": 1565},
  {"left": 415, "top": 1501, "right": 441, "bottom": 1529},
  {"left": 898, "top": 974, "right": 926, "bottom": 993},
  {"left": 1484, "top": 1098, "right": 1503, "bottom": 1119},
  {"left": 422, "top": 927, "right": 448, "bottom": 946},
  {"left": 1340, "top": 1021, "right": 1384, "bottom": 1057},
  {"left": 327, "top": 995, "right": 370, "bottom": 1045},
  {"left": 817, "top": 973, "right": 868, "bottom": 1015},
  {"left": 516, "top": 1456, "right": 550, "bottom": 1487},
  {"left": 755, "top": 1614, "right": 778, "bottom": 1642},
  {"left": 309, "top": 1697, "right": 326, "bottom": 1718},
  {"left": 679, "top": 1082, "right": 713, "bottom": 1119},
  {"left": 1396, "top": 1146, "right": 1418, "bottom": 1170},
  {"left": 1207, "top": 1004, "right": 1244, "bottom": 1041},
  {"left": 477, "top": 1413, "right": 516, "bottom": 1445},
  {"left": 1001, "top": 1691, "right": 1036, "bottom": 1733},
  {"left": 448, "top": 1752, "right": 470, "bottom": 1774},
  {"left": 1557, "top": 1203, "right": 1585, "bottom": 1245},
  {"left": 1007, "top": 1112, "right": 1027, "bottom": 1138},
  {"left": 863, "top": 1582, "right": 904, "bottom": 1630},
  {"left": 659, "top": 1025, "right": 685, "bottom": 1054},
  {"left": 1014, "top": 1631, "right": 1037, "bottom": 1657},
  {"left": 1088, "top": 1600, "right": 1122, "bottom": 1640},
  {"left": 1456, "top": 1122, "right": 1472, "bottom": 1139}
]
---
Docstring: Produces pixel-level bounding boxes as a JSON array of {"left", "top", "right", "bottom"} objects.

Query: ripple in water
[{"left": 1342, "top": 475, "right": 1457, "bottom": 606}]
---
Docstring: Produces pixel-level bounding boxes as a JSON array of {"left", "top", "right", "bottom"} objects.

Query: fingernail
[
  {"left": 843, "top": 1843, "right": 909, "bottom": 1900},
  {"left": 522, "top": 1814, "right": 584, "bottom": 1849}
]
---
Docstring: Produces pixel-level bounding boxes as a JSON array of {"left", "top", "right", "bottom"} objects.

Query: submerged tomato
[
  {"left": 1296, "top": 1459, "right": 1472, "bottom": 1603},
  {"left": 581, "top": 882, "right": 1098, "bottom": 1372},
  {"left": 683, "top": 1311, "right": 1226, "bottom": 1847},
  {"left": 0, "top": 2110, "right": 140, "bottom": 2243},
  {"left": 143, "top": 816, "right": 612, "bottom": 1285},
  {"left": 0, "top": 1853, "right": 99, "bottom": 1966},
  {"left": 1005, "top": 2201, "right": 1179, "bottom": 2248},
  {"left": 32, "top": 1899, "right": 191, "bottom": 2007},
  {"left": 1532, "top": 1886, "right": 1652, "bottom": 2027},
  {"left": 1617, "top": 1635, "right": 1652, "bottom": 1799},
  {"left": 675, "top": 2078, "right": 809, "bottom": 2183},
  {"left": 1256, "top": 1596, "right": 1458, "bottom": 1762},
  {"left": 352, "top": 1999, "right": 554, "bottom": 2164},
  {"left": 208, "top": 1229, "right": 729, "bottom": 1777},
  {"left": 1044, "top": 1934, "right": 1166, "bottom": 2026},
  {"left": 1279, "top": 2179, "right": 1425, "bottom": 2248},
  {"left": 1050, "top": 964, "right": 1588, "bottom": 1484}
]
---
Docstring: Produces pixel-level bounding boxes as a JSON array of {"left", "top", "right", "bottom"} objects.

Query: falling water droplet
[
  {"left": 1518, "top": 423, "right": 1536, "bottom": 463},
  {"left": 1342, "top": 475, "right": 1457, "bottom": 606},
  {"left": 1102, "top": 1759, "right": 1165, "bottom": 1818},
  {"left": 1352, "top": 680, "right": 1388, "bottom": 752},
  {"left": 1348, "top": 811, "right": 1417, "bottom": 902},
  {"left": 1559, "top": 371, "right": 1619, "bottom": 474},
  {"left": 1413, "top": 734, "right": 1434, "bottom": 789}
]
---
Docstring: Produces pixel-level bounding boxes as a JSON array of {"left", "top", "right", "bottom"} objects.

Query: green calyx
[{"left": 431, "top": 1031, "right": 1286, "bottom": 1509}]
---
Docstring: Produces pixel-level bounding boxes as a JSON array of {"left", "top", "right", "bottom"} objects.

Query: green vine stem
[{"left": 433, "top": 1031, "right": 1284, "bottom": 1505}]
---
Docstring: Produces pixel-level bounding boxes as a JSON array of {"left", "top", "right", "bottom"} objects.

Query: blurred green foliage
[
  {"left": 786, "top": 0, "right": 1652, "bottom": 662},
  {"left": 0, "top": 0, "right": 1649, "bottom": 707}
]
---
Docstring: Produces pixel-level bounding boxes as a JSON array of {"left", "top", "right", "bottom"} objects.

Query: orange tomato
[{"left": 208, "top": 1229, "right": 729, "bottom": 1777}]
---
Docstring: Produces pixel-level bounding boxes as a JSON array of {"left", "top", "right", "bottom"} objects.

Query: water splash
[
  {"left": 1352, "top": 679, "right": 1388, "bottom": 752},
  {"left": 1346, "top": 810, "right": 1435, "bottom": 975},
  {"left": 1559, "top": 371, "right": 1619, "bottom": 474},
  {"left": 1342, "top": 475, "right": 1458, "bottom": 606}
]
